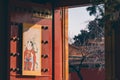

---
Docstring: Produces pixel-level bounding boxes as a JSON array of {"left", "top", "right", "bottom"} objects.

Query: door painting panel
[{"left": 22, "top": 23, "right": 41, "bottom": 76}]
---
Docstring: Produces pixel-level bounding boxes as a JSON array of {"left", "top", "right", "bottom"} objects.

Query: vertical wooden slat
[
  {"left": 54, "top": 8, "right": 63, "bottom": 80},
  {"left": 114, "top": 22, "right": 120, "bottom": 80},
  {"left": 61, "top": 7, "right": 69, "bottom": 80},
  {"left": 105, "top": 20, "right": 115, "bottom": 80},
  {"left": 112, "top": 28, "right": 115, "bottom": 80}
]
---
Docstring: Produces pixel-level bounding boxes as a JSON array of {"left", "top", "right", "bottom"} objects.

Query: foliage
[
  {"left": 73, "top": 0, "right": 120, "bottom": 46},
  {"left": 73, "top": 19, "right": 104, "bottom": 46},
  {"left": 73, "top": 30, "right": 89, "bottom": 46},
  {"left": 87, "top": 0, "right": 120, "bottom": 28},
  {"left": 70, "top": 1, "right": 120, "bottom": 80},
  {"left": 73, "top": 3, "right": 105, "bottom": 46}
]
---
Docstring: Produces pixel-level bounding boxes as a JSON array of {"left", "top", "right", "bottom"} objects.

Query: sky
[{"left": 68, "top": 6, "right": 95, "bottom": 39}]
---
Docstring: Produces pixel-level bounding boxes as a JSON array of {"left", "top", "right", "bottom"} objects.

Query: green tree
[
  {"left": 73, "top": 30, "right": 89, "bottom": 46},
  {"left": 70, "top": 1, "right": 120, "bottom": 80},
  {"left": 73, "top": 18, "right": 104, "bottom": 46},
  {"left": 87, "top": 0, "right": 120, "bottom": 29}
]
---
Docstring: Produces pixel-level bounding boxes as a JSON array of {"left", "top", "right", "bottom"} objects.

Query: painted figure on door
[{"left": 24, "top": 40, "right": 36, "bottom": 71}]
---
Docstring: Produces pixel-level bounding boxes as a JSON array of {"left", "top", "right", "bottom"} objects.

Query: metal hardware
[
  {"left": 41, "top": 54, "right": 48, "bottom": 58},
  {"left": 10, "top": 37, "right": 19, "bottom": 41},
  {"left": 41, "top": 26, "right": 48, "bottom": 30},
  {"left": 41, "top": 40, "right": 48, "bottom": 44},
  {"left": 10, "top": 68, "right": 20, "bottom": 72},
  {"left": 10, "top": 53, "right": 20, "bottom": 57},
  {"left": 41, "top": 68, "right": 48, "bottom": 72}
]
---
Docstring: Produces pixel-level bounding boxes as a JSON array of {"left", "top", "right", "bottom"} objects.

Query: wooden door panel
[{"left": 9, "top": 3, "right": 52, "bottom": 80}]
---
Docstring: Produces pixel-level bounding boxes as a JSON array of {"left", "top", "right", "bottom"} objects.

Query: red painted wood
[
  {"left": 9, "top": 1, "right": 64, "bottom": 80},
  {"left": 54, "top": 9, "right": 63, "bottom": 80},
  {"left": 10, "top": 3, "right": 53, "bottom": 80}
]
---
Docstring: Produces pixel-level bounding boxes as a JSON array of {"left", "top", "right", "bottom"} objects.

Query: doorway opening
[{"left": 68, "top": 5, "right": 105, "bottom": 80}]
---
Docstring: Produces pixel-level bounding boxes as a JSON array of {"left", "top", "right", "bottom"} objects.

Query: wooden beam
[{"left": 55, "top": 0, "right": 91, "bottom": 7}]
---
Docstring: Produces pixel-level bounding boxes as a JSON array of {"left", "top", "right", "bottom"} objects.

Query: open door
[
  {"left": 9, "top": 0, "right": 53, "bottom": 80},
  {"left": 61, "top": 4, "right": 115, "bottom": 80},
  {"left": 9, "top": 0, "right": 69, "bottom": 80},
  {"left": 1, "top": 0, "right": 115, "bottom": 80}
]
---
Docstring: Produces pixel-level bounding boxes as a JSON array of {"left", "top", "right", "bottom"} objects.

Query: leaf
[{"left": 86, "top": 6, "right": 97, "bottom": 16}]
